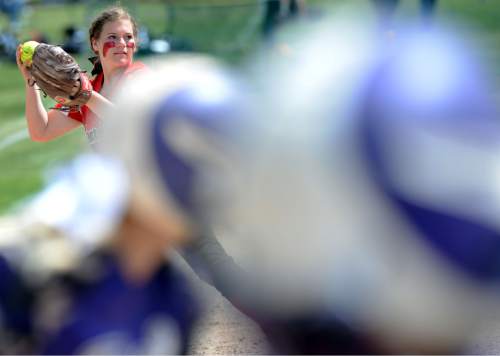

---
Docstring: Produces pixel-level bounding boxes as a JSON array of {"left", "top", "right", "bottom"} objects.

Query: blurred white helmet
[
  {"left": 97, "top": 54, "right": 250, "bottom": 241},
  {"left": 4, "top": 153, "right": 130, "bottom": 278}
]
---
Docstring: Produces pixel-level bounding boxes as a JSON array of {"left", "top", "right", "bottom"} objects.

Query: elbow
[{"left": 28, "top": 131, "right": 50, "bottom": 142}]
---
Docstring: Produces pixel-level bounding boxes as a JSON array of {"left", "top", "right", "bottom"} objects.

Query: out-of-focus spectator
[
  {"left": 27, "top": 30, "right": 50, "bottom": 44},
  {"left": 372, "top": 0, "right": 438, "bottom": 30},
  {"left": 0, "top": 0, "right": 25, "bottom": 33},
  {"left": 61, "top": 25, "right": 85, "bottom": 54},
  {"left": 262, "top": 0, "right": 307, "bottom": 42},
  {"left": 0, "top": 31, "right": 17, "bottom": 61},
  {"left": 0, "top": 0, "right": 25, "bottom": 61}
]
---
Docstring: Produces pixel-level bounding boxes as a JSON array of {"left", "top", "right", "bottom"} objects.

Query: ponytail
[{"left": 89, "top": 56, "right": 103, "bottom": 76}]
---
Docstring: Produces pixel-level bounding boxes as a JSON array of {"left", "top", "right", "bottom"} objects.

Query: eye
[
  {"left": 107, "top": 35, "right": 116, "bottom": 40},
  {"left": 126, "top": 34, "right": 134, "bottom": 40}
]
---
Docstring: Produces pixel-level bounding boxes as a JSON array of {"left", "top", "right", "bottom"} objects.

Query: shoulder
[
  {"left": 117, "top": 61, "right": 150, "bottom": 87},
  {"left": 124, "top": 61, "right": 150, "bottom": 76}
]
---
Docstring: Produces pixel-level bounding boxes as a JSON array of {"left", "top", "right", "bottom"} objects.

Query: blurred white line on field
[{"left": 0, "top": 129, "right": 29, "bottom": 150}]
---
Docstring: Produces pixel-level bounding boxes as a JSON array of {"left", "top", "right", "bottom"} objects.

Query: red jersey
[{"left": 54, "top": 61, "right": 148, "bottom": 145}]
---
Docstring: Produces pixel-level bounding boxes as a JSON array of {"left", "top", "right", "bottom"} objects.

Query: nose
[{"left": 116, "top": 37, "right": 126, "bottom": 47}]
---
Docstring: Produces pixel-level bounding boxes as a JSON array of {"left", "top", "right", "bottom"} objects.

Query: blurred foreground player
[
  {"left": 218, "top": 19, "right": 500, "bottom": 354},
  {"left": 0, "top": 154, "right": 199, "bottom": 354},
  {"left": 90, "top": 22, "right": 500, "bottom": 353}
]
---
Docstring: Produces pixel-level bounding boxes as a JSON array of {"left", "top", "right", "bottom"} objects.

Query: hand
[
  {"left": 27, "top": 43, "right": 92, "bottom": 108},
  {"left": 16, "top": 45, "right": 31, "bottom": 83}
]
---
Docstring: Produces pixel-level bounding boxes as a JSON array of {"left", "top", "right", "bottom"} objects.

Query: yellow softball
[{"left": 20, "top": 41, "right": 39, "bottom": 65}]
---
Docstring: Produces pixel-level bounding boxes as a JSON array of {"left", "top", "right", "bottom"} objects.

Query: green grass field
[{"left": 1, "top": 0, "right": 500, "bottom": 213}]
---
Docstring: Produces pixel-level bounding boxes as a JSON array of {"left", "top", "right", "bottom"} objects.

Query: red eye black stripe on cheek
[
  {"left": 103, "top": 41, "right": 116, "bottom": 57},
  {"left": 126, "top": 41, "right": 135, "bottom": 50}
]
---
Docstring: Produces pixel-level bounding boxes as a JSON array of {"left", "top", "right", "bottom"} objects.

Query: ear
[{"left": 91, "top": 38, "right": 99, "bottom": 54}]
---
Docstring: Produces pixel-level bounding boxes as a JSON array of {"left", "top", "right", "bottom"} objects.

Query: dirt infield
[
  {"left": 188, "top": 284, "right": 270, "bottom": 354},
  {"left": 183, "top": 255, "right": 270, "bottom": 355},
  {"left": 187, "top": 277, "right": 500, "bottom": 355},
  {"left": 184, "top": 260, "right": 500, "bottom": 355}
]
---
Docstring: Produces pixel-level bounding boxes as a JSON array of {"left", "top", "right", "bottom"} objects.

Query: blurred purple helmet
[
  {"left": 356, "top": 28, "right": 500, "bottom": 282},
  {"left": 320, "top": 26, "right": 500, "bottom": 350}
]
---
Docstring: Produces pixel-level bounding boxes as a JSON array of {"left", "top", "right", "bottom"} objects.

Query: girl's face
[{"left": 92, "top": 19, "right": 136, "bottom": 72}]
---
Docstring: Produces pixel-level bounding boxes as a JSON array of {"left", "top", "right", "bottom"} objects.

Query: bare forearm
[{"left": 24, "top": 83, "right": 50, "bottom": 141}]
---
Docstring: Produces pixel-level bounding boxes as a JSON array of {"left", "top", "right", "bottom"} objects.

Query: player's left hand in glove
[{"left": 18, "top": 41, "right": 92, "bottom": 111}]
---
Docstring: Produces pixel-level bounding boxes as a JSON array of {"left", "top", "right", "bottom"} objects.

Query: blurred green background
[{"left": 0, "top": 0, "right": 499, "bottom": 213}]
